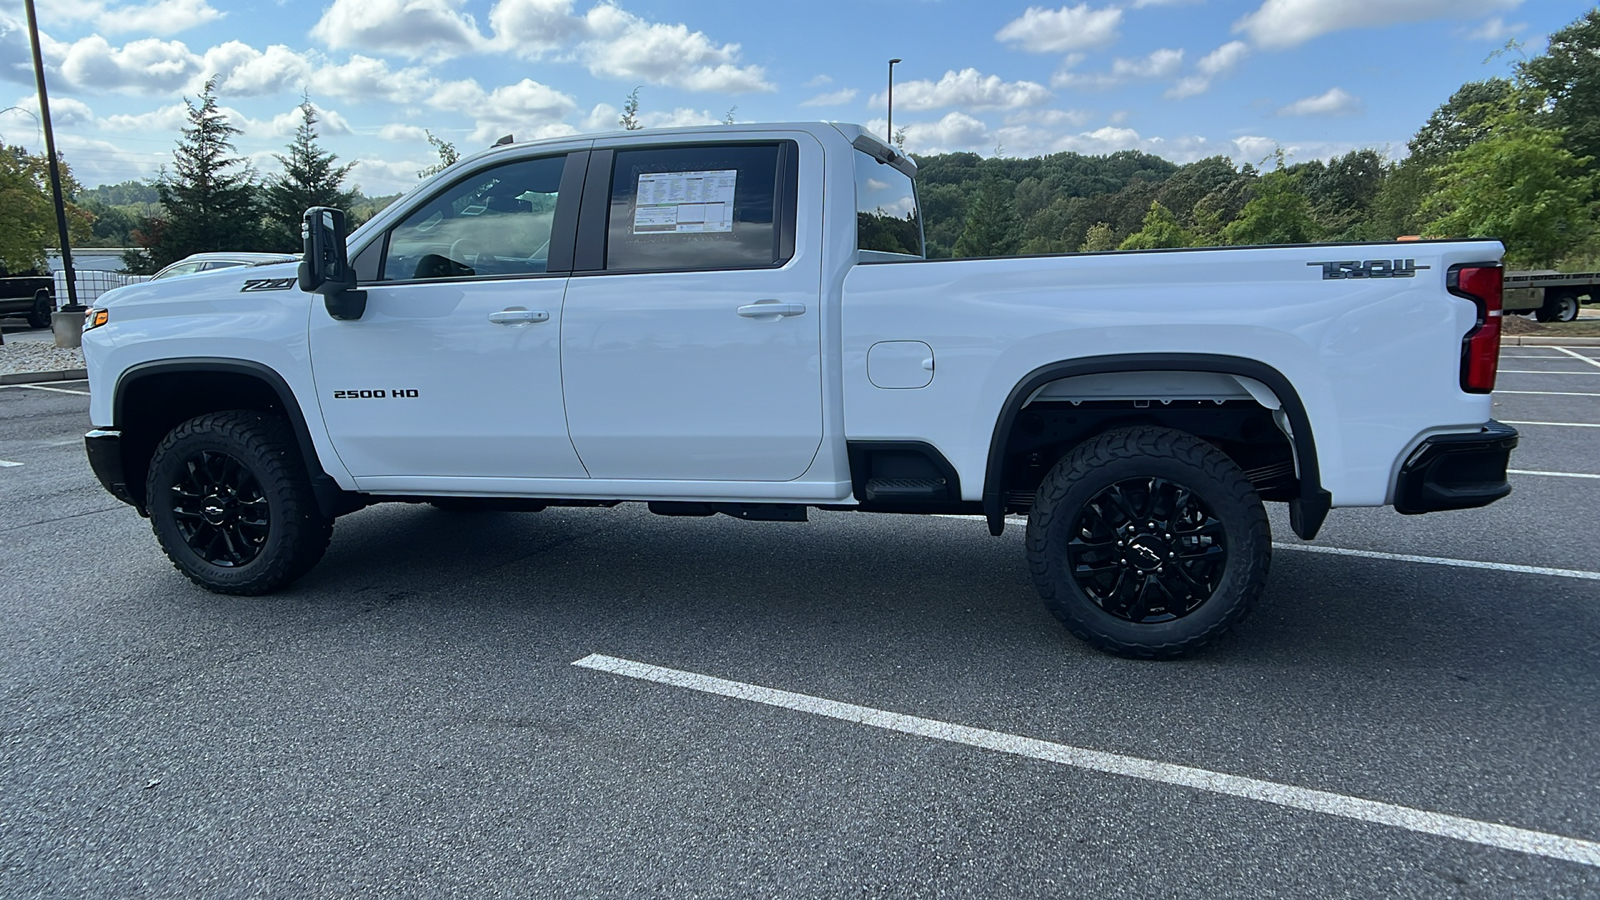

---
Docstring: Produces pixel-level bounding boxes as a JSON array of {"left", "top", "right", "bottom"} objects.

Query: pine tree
[
  {"left": 263, "top": 95, "right": 356, "bottom": 252},
  {"left": 620, "top": 87, "right": 643, "bottom": 130},
  {"left": 953, "top": 172, "right": 1020, "bottom": 258},
  {"left": 128, "top": 77, "right": 263, "bottom": 272}
]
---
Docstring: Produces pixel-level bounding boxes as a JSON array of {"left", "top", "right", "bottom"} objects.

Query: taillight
[{"left": 1449, "top": 264, "right": 1502, "bottom": 393}]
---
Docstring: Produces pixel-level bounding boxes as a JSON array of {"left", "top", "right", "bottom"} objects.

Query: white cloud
[
  {"left": 579, "top": 6, "right": 773, "bottom": 93},
  {"left": 99, "top": 103, "right": 191, "bottom": 132},
  {"left": 379, "top": 123, "right": 431, "bottom": 143},
  {"left": 1164, "top": 40, "right": 1249, "bottom": 99},
  {"left": 480, "top": 78, "right": 579, "bottom": 121},
  {"left": 637, "top": 107, "right": 722, "bottom": 128},
  {"left": 1003, "top": 108, "right": 1093, "bottom": 128},
  {"left": 265, "top": 103, "right": 353, "bottom": 138},
  {"left": 867, "top": 111, "right": 990, "bottom": 154},
  {"left": 582, "top": 102, "right": 618, "bottom": 130},
  {"left": 98, "top": 0, "right": 223, "bottom": 35},
  {"left": 9, "top": 95, "right": 95, "bottom": 128},
  {"left": 310, "top": 55, "right": 437, "bottom": 104},
  {"left": 428, "top": 77, "right": 578, "bottom": 145},
  {"left": 871, "top": 68, "right": 1050, "bottom": 112},
  {"left": 1055, "top": 47, "right": 1183, "bottom": 89},
  {"left": 1464, "top": 16, "right": 1525, "bottom": 41},
  {"left": 1235, "top": 0, "right": 1522, "bottom": 50},
  {"left": 57, "top": 35, "right": 201, "bottom": 93},
  {"left": 487, "top": 0, "right": 586, "bottom": 55},
  {"left": 1277, "top": 86, "right": 1361, "bottom": 116},
  {"left": 311, "top": 0, "right": 487, "bottom": 59},
  {"left": 800, "top": 88, "right": 858, "bottom": 107},
  {"left": 803, "top": 74, "right": 833, "bottom": 88},
  {"left": 202, "top": 42, "right": 315, "bottom": 96},
  {"left": 996, "top": 4, "right": 1123, "bottom": 54}
]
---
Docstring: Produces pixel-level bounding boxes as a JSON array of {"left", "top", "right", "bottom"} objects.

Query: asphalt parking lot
[{"left": 2, "top": 349, "right": 1598, "bottom": 898}]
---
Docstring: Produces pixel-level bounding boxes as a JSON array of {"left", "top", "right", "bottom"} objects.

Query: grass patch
[{"left": 1502, "top": 315, "right": 1600, "bottom": 337}]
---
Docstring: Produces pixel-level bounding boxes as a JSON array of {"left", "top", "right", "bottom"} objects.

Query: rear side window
[
  {"left": 854, "top": 150, "right": 923, "bottom": 257},
  {"left": 605, "top": 143, "right": 792, "bottom": 272}
]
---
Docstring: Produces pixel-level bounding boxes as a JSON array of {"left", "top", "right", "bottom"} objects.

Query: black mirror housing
[{"left": 299, "top": 207, "right": 367, "bottom": 321}]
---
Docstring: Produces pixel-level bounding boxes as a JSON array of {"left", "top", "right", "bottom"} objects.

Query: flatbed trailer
[{"left": 1503, "top": 270, "right": 1598, "bottom": 322}]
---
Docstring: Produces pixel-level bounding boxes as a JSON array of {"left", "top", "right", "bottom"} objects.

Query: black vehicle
[{"left": 0, "top": 264, "right": 55, "bottom": 329}]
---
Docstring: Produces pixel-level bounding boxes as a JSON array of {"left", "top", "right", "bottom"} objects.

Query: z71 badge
[
  {"left": 240, "top": 277, "right": 298, "bottom": 292},
  {"left": 1308, "top": 259, "right": 1430, "bottom": 280}
]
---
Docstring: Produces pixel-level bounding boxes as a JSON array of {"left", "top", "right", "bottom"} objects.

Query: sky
[{"left": 0, "top": 0, "right": 1594, "bottom": 196}]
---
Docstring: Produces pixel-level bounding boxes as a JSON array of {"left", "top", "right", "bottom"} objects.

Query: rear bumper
[
  {"left": 1394, "top": 420, "right": 1518, "bottom": 514},
  {"left": 84, "top": 429, "right": 137, "bottom": 508}
]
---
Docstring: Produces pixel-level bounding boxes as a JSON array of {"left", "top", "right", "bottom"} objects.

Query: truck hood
[{"left": 97, "top": 260, "right": 302, "bottom": 309}]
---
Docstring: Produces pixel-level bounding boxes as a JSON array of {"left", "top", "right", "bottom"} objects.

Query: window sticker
[{"left": 632, "top": 170, "right": 738, "bottom": 234}]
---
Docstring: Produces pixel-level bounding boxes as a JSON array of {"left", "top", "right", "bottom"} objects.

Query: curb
[
  {"left": 1505, "top": 336, "right": 1600, "bottom": 346},
  {"left": 0, "top": 368, "right": 89, "bottom": 385}
]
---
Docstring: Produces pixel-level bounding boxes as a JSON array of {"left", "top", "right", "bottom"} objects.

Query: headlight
[{"left": 83, "top": 307, "right": 109, "bottom": 331}]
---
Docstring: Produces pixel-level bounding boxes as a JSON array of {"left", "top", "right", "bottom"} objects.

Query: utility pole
[
  {"left": 23, "top": 0, "right": 81, "bottom": 327},
  {"left": 888, "top": 58, "right": 902, "bottom": 146}
]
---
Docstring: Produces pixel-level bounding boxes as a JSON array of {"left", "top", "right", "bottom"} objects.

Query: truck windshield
[{"left": 854, "top": 150, "right": 923, "bottom": 258}]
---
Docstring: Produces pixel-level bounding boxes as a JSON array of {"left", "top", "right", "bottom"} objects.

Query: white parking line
[
  {"left": 12, "top": 384, "right": 90, "bottom": 395},
  {"left": 1496, "top": 369, "right": 1600, "bottom": 375},
  {"left": 1275, "top": 543, "right": 1600, "bottom": 581},
  {"left": 1500, "top": 420, "right": 1600, "bottom": 428},
  {"left": 1553, "top": 347, "right": 1600, "bottom": 370},
  {"left": 1509, "top": 469, "right": 1600, "bottom": 480},
  {"left": 0, "top": 460, "right": 21, "bottom": 467},
  {"left": 1495, "top": 390, "right": 1600, "bottom": 397},
  {"left": 573, "top": 653, "right": 1600, "bottom": 868}
]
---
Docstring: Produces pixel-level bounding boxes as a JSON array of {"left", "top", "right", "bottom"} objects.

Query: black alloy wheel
[
  {"left": 1066, "top": 476, "right": 1226, "bottom": 623},
  {"left": 167, "top": 449, "right": 271, "bottom": 567}
]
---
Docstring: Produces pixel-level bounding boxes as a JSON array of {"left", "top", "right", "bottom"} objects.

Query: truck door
[
  {"left": 309, "top": 149, "right": 590, "bottom": 485},
  {"left": 559, "top": 137, "right": 824, "bottom": 481}
]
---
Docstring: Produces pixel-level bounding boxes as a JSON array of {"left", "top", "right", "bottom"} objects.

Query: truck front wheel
[
  {"left": 146, "top": 410, "right": 332, "bottom": 595},
  {"left": 1025, "top": 427, "right": 1271, "bottom": 659}
]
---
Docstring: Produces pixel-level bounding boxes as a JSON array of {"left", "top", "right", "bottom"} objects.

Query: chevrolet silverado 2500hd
[{"left": 80, "top": 123, "right": 1517, "bottom": 658}]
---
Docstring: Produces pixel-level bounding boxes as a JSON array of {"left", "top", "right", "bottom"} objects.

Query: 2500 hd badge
[{"left": 330, "top": 389, "right": 420, "bottom": 399}]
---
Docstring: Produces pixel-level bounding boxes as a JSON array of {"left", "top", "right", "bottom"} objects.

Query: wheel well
[
  {"left": 115, "top": 368, "right": 304, "bottom": 510},
  {"left": 984, "top": 356, "right": 1329, "bottom": 539}
]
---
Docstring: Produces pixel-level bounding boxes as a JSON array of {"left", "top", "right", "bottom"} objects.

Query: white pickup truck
[{"left": 82, "top": 122, "right": 1517, "bottom": 658}]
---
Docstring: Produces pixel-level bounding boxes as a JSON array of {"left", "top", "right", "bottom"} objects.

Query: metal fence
[{"left": 52, "top": 270, "right": 150, "bottom": 306}]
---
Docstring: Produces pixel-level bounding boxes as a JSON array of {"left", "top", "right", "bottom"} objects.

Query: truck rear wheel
[
  {"left": 27, "top": 291, "right": 52, "bottom": 329},
  {"left": 1536, "top": 290, "right": 1580, "bottom": 323},
  {"left": 146, "top": 410, "right": 332, "bottom": 595},
  {"left": 1025, "top": 427, "right": 1271, "bottom": 659}
]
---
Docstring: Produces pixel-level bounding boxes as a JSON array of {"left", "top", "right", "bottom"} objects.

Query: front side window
[
  {"left": 381, "top": 155, "right": 566, "bottom": 281},
  {"left": 605, "top": 143, "right": 789, "bottom": 272},
  {"left": 854, "top": 150, "right": 923, "bottom": 258}
]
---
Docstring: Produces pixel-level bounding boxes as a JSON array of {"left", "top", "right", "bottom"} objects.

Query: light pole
[
  {"left": 887, "top": 58, "right": 902, "bottom": 146},
  {"left": 22, "top": 0, "right": 81, "bottom": 334}
]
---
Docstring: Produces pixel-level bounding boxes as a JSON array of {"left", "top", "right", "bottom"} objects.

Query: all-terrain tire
[
  {"left": 1025, "top": 426, "right": 1271, "bottom": 659},
  {"left": 146, "top": 410, "right": 332, "bottom": 595}
]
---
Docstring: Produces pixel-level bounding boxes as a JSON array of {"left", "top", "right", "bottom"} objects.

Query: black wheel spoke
[
  {"left": 167, "top": 448, "right": 270, "bottom": 568},
  {"left": 1066, "top": 475, "right": 1228, "bottom": 624}
]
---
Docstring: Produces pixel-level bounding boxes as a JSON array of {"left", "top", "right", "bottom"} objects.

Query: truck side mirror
[{"left": 299, "top": 207, "right": 367, "bottom": 321}]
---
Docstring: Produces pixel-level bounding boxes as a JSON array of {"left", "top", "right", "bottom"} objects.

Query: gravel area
[{"left": 0, "top": 341, "right": 85, "bottom": 376}]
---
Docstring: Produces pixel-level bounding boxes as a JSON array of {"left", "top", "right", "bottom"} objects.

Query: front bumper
[
  {"left": 1394, "top": 420, "right": 1518, "bottom": 514},
  {"left": 84, "top": 429, "right": 137, "bottom": 509}
]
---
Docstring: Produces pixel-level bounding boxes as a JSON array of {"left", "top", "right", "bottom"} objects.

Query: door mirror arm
[{"left": 299, "top": 207, "right": 368, "bottom": 321}]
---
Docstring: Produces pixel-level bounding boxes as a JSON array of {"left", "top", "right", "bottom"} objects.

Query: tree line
[
  {"left": 924, "top": 9, "right": 1600, "bottom": 271},
  {"left": 2, "top": 8, "right": 1596, "bottom": 277}
]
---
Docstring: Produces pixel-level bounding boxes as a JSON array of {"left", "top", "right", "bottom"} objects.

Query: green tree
[
  {"left": 620, "top": 87, "right": 643, "bottom": 130},
  {"left": 952, "top": 171, "right": 1020, "bottom": 257},
  {"left": 1408, "top": 79, "right": 1516, "bottom": 167},
  {"left": 1223, "top": 155, "right": 1318, "bottom": 245},
  {"left": 1519, "top": 9, "right": 1600, "bottom": 168},
  {"left": 263, "top": 95, "right": 357, "bottom": 252},
  {"left": 127, "top": 77, "right": 263, "bottom": 272},
  {"left": 1119, "top": 201, "right": 1194, "bottom": 250},
  {"left": 417, "top": 129, "right": 459, "bottom": 178},
  {"left": 0, "top": 145, "right": 90, "bottom": 270},
  {"left": 1422, "top": 101, "right": 1595, "bottom": 269},
  {"left": 1079, "top": 222, "right": 1116, "bottom": 252}
]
